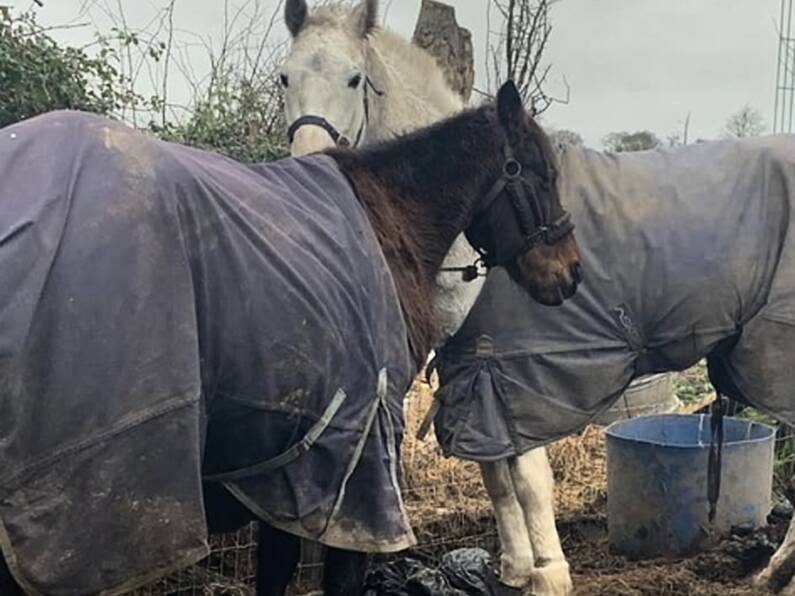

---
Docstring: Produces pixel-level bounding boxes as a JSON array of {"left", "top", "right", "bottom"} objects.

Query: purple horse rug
[
  {"left": 0, "top": 112, "right": 416, "bottom": 595},
  {"left": 435, "top": 136, "right": 795, "bottom": 461}
]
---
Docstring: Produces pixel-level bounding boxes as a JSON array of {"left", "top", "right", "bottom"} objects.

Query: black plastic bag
[
  {"left": 363, "top": 558, "right": 428, "bottom": 596},
  {"left": 440, "top": 549, "right": 501, "bottom": 595},
  {"left": 364, "top": 548, "right": 501, "bottom": 596},
  {"left": 405, "top": 568, "right": 467, "bottom": 596}
]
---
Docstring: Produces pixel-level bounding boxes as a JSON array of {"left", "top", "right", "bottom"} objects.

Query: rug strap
[
  {"left": 416, "top": 400, "right": 441, "bottom": 441},
  {"left": 707, "top": 393, "right": 727, "bottom": 523},
  {"left": 203, "top": 388, "right": 348, "bottom": 483}
]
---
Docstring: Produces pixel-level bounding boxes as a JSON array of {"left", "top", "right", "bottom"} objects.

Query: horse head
[
  {"left": 282, "top": 0, "right": 379, "bottom": 156},
  {"left": 467, "top": 81, "right": 581, "bottom": 306}
]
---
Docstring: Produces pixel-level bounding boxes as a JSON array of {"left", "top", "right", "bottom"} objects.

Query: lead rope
[
  {"left": 416, "top": 348, "right": 445, "bottom": 441},
  {"left": 707, "top": 393, "right": 727, "bottom": 523},
  {"left": 438, "top": 259, "right": 488, "bottom": 282}
]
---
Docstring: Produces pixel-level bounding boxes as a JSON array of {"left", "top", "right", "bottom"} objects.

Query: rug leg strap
[
  {"left": 707, "top": 393, "right": 727, "bottom": 523},
  {"left": 203, "top": 388, "right": 348, "bottom": 482},
  {"left": 416, "top": 400, "right": 441, "bottom": 441}
]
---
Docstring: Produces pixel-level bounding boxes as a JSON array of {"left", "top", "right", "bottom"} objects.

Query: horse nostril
[
  {"left": 562, "top": 280, "right": 577, "bottom": 300},
  {"left": 554, "top": 269, "right": 578, "bottom": 300},
  {"left": 542, "top": 285, "right": 564, "bottom": 307},
  {"left": 571, "top": 262, "right": 583, "bottom": 284}
]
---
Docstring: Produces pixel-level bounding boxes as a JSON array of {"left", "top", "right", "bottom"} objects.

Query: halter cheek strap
[{"left": 468, "top": 145, "right": 575, "bottom": 269}]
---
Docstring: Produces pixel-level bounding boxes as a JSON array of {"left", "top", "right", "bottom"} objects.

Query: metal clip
[{"left": 475, "top": 335, "right": 495, "bottom": 358}]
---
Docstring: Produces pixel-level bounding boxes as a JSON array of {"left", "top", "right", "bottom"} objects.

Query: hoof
[
  {"left": 755, "top": 568, "right": 773, "bottom": 590},
  {"left": 498, "top": 555, "right": 534, "bottom": 590},
  {"left": 530, "top": 561, "right": 572, "bottom": 596},
  {"left": 755, "top": 569, "right": 795, "bottom": 595},
  {"left": 494, "top": 582, "right": 524, "bottom": 596}
]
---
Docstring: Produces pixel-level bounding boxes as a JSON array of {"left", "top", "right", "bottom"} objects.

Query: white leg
[
  {"left": 480, "top": 460, "right": 534, "bottom": 589},
  {"left": 758, "top": 513, "right": 795, "bottom": 593},
  {"left": 510, "top": 448, "right": 572, "bottom": 596}
]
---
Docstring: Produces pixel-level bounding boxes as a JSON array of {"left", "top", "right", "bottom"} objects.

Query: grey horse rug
[
  {"left": 435, "top": 135, "right": 795, "bottom": 461},
  {"left": 0, "top": 111, "right": 416, "bottom": 596}
]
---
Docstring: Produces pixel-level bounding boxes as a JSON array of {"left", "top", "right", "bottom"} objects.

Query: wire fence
[{"left": 131, "top": 524, "right": 258, "bottom": 596}]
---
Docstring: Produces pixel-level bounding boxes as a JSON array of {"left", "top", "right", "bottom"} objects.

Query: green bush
[
  {"left": 0, "top": 11, "right": 287, "bottom": 163},
  {"left": 151, "top": 75, "right": 288, "bottom": 163},
  {"left": 0, "top": 12, "right": 137, "bottom": 127}
]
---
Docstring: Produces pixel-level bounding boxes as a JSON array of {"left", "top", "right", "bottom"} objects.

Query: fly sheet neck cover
[
  {"left": 435, "top": 136, "right": 795, "bottom": 461},
  {"left": 0, "top": 112, "right": 416, "bottom": 595}
]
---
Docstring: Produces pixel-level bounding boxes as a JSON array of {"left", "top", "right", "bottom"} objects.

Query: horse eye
[
  {"left": 348, "top": 74, "right": 362, "bottom": 89},
  {"left": 280, "top": 74, "right": 289, "bottom": 88}
]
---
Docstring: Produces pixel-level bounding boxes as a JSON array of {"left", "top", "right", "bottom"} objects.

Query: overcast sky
[{"left": 30, "top": 0, "right": 781, "bottom": 148}]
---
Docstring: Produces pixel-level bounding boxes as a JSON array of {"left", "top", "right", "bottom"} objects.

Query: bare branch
[
  {"left": 161, "top": 0, "right": 176, "bottom": 127},
  {"left": 383, "top": 0, "right": 394, "bottom": 23},
  {"left": 486, "top": 0, "right": 560, "bottom": 114}
]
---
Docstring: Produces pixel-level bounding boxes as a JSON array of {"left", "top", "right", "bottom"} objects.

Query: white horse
[{"left": 281, "top": 1, "right": 572, "bottom": 594}]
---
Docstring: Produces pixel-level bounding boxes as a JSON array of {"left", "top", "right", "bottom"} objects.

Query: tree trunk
[{"left": 412, "top": 0, "right": 474, "bottom": 103}]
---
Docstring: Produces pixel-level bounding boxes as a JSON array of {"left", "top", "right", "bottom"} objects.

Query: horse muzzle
[{"left": 290, "top": 125, "right": 338, "bottom": 157}]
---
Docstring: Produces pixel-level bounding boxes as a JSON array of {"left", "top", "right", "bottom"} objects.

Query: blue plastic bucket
[{"left": 606, "top": 414, "right": 775, "bottom": 558}]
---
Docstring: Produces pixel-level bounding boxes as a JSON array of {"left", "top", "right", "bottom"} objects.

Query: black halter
[
  {"left": 462, "top": 145, "right": 575, "bottom": 271},
  {"left": 287, "top": 77, "right": 384, "bottom": 149}
]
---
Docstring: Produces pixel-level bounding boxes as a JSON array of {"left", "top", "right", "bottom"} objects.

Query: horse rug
[
  {"left": 0, "top": 112, "right": 416, "bottom": 596},
  {"left": 435, "top": 136, "right": 795, "bottom": 461}
]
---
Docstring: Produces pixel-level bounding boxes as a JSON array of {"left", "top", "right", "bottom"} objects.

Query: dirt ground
[
  {"left": 397, "top": 372, "right": 788, "bottom": 596},
  {"left": 563, "top": 513, "right": 784, "bottom": 596}
]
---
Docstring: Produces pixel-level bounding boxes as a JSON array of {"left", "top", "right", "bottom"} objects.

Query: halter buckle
[
  {"left": 525, "top": 226, "right": 549, "bottom": 248},
  {"left": 503, "top": 159, "right": 523, "bottom": 179}
]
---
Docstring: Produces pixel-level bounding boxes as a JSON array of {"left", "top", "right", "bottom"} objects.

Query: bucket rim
[{"left": 605, "top": 413, "right": 776, "bottom": 449}]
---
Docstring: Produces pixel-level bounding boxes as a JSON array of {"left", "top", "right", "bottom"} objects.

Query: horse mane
[
  {"left": 368, "top": 28, "right": 462, "bottom": 112},
  {"left": 528, "top": 117, "right": 561, "bottom": 183},
  {"left": 302, "top": 5, "right": 354, "bottom": 29},
  {"left": 365, "top": 28, "right": 464, "bottom": 139},
  {"left": 329, "top": 105, "right": 504, "bottom": 365}
]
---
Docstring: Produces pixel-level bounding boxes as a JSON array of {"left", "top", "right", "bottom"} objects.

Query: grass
[{"left": 673, "top": 361, "right": 712, "bottom": 406}]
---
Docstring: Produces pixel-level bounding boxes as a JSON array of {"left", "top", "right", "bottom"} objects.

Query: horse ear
[
  {"left": 285, "top": 0, "right": 308, "bottom": 38},
  {"left": 497, "top": 80, "right": 524, "bottom": 130},
  {"left": 350, "top": 0, "right": 378, "bottom": 38}
]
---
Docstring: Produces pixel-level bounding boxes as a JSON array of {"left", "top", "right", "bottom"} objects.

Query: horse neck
[
  {"left": 364, "top": 30, "right": 464, "bottom": 142},
  {"left": 364, "top": 31, "right": 484, "bottom": 342},
  {"left": 331, "top": 109, "right": 502, "bottom": 364}
]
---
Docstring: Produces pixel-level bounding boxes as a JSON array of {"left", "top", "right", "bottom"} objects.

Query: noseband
[
  {"left": 463, "top": 145, "right": 575, "bottom": 271},
  {"left": 287, "top": 77, "right": 384, "bottom": 149}
]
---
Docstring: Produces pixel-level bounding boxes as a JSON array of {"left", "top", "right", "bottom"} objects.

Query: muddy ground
[{"left": 563, "top": 512, "right": 785, "bottom": 596}]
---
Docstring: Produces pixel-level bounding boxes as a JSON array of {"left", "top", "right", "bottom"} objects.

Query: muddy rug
[
  {"left": 0, "top": 112, "right": 416, "bottom": 595},
  {"left": 435, "top": 137, "right": 795, "bottom": 460}
]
